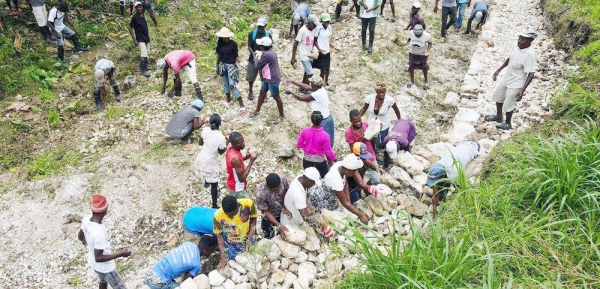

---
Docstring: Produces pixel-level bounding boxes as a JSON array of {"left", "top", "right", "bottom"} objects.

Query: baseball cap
[
  {"left": 191, "top": 99, "right": 205, "bottom": 110},
  {"left": 257, "top": 17, "right": 267, "bottom": 26},
  {"left": 351, "top": 142, "right": 372, "bottom": 160},
  {"left": 519, "top": 29, "right": 538, "bottom": 39},
  {"left": 413, "top": 24, "right": 424, "bottom": 34},
  {"left": 256, "top": 37, "right": 272, "bottom": 47},
  {"left": 134, "top": 1, "right": 142, "bottom": 6},
  {"left": 475, "top": 11, "right": 483, "bottom": 21},
  {"left": 94, "top": 69, "right": 105, "bottom": 82},
  {"left": 413, "top": 1, "right": 421, "bottom": 8},
  {"left": 426, "top": 163, "right": 446, "bottom": 186},
  {"left": 156, "top": 58, "right": 166, "bottom": 71},
  {"left": 303, "top": 167, "right": 321, "bottom": 186},
  {"left": 386, "top": 141, "right": 398, "bottom": 159},
  {"left": 319, "top": 13, "right": 331, "bottom": 22}
]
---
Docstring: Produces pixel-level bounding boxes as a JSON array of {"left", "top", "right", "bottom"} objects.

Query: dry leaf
[
  {"left": 13, "top": 33, "right": 22, "bottom": 53},
  {"left": 109, "top": 32, "right": 118, "bottom": 38},
  {"left": 46, "top": 47, "right": 58, "bottom": 53},
  {"left": 119, "top": 33, "right": 130, "bottom": 38},
  {"left": 23, "top": 111, "right": 34, "bottom": 121}
]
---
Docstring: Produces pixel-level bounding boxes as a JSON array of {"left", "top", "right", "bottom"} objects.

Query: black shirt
[
  {"left": 130, "top": 13, "right": 150, "bottom": 43},
  {"left": 216, "top": 40, "right": 239, "bottom": 64},
  {"left": 347, "top": 166, "right": 367, "bottom": 191},
  {"left": 247, "top": 29, "right": 269, "bottom": 62}
]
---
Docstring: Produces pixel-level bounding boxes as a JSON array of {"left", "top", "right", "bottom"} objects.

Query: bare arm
[
  {"left": 216, "top": 233, "right": 228, "bottom": 269},
  {"left": 285, "top": 90, "right": 314, "bottom": 102},
  {"left": 334, "top": 186, "right": 368, "bottom": 224},
  {"left": 493, "top": 58, "right": 510, "bottom": 81},
  {"left": 161, "top": 67, "right": 168, "bottom": 94},
  {"left": 392, "top": 103, "right": 401, "bottom": 120},
  {"left": 94, "top": 248, "right": 130, "bottom": 263},
  {"left": 289, "top": 80, "right": 313, "bottom": 91},
  {"left": 129, "top": 26, "right": 137, "bottom": 45},
  {"left": 516, "top": 72, "right": 535, "bottom": 101},
  {"left": 246, "top": 217, "right": 257, "bottom": 247},
  {"left": 359, "top": 103, "right": 369, "bottom": 117},
  {"left": 291, "top": 41, "right": 299, "bottom": 65},
  {"left": 232, "top": 156, "right": 256, "bottom": 183}
]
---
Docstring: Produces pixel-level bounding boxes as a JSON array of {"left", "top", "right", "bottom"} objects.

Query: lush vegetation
[{"left": 337, "top": 1, "right": 600, "bottom": 288}]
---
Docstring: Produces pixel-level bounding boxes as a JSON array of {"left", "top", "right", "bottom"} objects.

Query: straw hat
[{"left": 215, "top": 27, "right": 234, "bottom": 38}]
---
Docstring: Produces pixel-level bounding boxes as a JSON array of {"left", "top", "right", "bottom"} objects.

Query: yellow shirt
[{"left": 213, "top": 199, "right": 258, "bottom": 244}]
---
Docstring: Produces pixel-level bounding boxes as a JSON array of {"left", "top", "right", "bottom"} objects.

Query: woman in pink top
[
  {"left": 296, "top": 111, "right": 336, "bottom": 178},
  {"left": 157, "top": 50, "right": 204, "bottom": 100}
]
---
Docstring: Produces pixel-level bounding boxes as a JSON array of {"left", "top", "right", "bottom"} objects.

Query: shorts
[
  {"left": 260, "top": 81, "right": 280, "bottom": 96},
  {"left": 492, "top": 84, "right": 520, "bottom": 112},
  {"left": 246, "top": 61, "right": 259, "bottom": 81},
  {"left": 183, "top": 227, "right": 201, "bottom": 244},
  {"left": 141, "top": 0, "right": 154, "bottom": 11},
  {"left": 32, "top": 5, "right": 47, "bottom": 27},
  {"left": 180, "top": 59, "right": 198, "bottom": 84},
  {"left": 300, "top": 60, "right": 313, "bottom": 76},
  {"left": 95, "top": 270, "right": 126, "bottom": 289},
  {"left": 312, "top": 52, "right": 331, "bottom": 71},
  {"left": 408, "top": 53, "right": 429, "bottom": 70},
  {"left": 227, "top": 189, "right": 249, "bottom": 199},
  {"left": 139, "top": 42, "right": 150, "bottom": 58}
]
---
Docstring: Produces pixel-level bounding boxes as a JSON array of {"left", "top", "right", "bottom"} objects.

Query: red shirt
[
  {"left": 164, "top": 50, "right": 196, "bottom": 74},
  {"left": 344, "top": 121, "right": 376, "bottom": 162},
  {"left": 226, "top": 146, "right": 247, "bottom": 191}
]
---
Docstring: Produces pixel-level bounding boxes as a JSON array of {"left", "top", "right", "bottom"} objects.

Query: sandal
[
  {"left": 496, "top": 122, "right": 512, "bottom": 130},
  {"left": 272, "top": 117, "right": 284, "bottom": 125},
  {"left": 422, "top": 83, "right": 430, "bottom": 90},
  {"left": 484, "top": 115, "right": 503, "bottom": 123},
  {"left": 249, "top": 111, "right": 260, "bottom": 118}
]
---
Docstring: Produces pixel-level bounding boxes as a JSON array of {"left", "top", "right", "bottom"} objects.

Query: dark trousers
[
  {"left": 303, "top": 159, "right": 329, "bottom": 178},
  {"left": 441, "top": 6, "right": 457, "bottom": 37},
  {"left": 360, "top": 17, "right": 377, "bottom": 47},
  {"left": 261, "top": 216, "right": 280, "bottom": 239}
]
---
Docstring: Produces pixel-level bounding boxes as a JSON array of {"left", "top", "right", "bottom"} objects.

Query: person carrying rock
[
  {"left": 463, "top": 0, "right": 488, "bottom": 35},
  {"left": 255, "top": 173, "right": 290, "bottom": 239},
  {"left": 309, "top": 154, "right": 370, "bottom": 224},
  {"left": 93, "top": 58, "right": 121, "bottom": 111},
  {"left": 78, "top": 194, "right": 131, "bottom": 289},
  {"left": 358, "top": 0, "right": 382, "bottom": 54},
  {"left": 225, "top": 131, "right": 258, "bottom": 198},
  {"left": 313, "top": 13, "right": 335, "bottom": 88},
  {"left": 195, "top": 114, "right": 227, "bottom": 208},
  {"left": 215, "top": 26, "right": 245, "bottom": 110},
  {"left": 405, "top": 1, "right": 425, "bottom": 31},
  {"left": 433, "top": 0, "right": 456, "bottom": 39},
  {"left": 406, "top": 24, "right": 432, "bottom": 90},
  {"left": 286, "top": 75, "right": 334, "bottom": 147},
  {"left": 349, "top": 142, "right": 383, "bottom": 203},
  {"left": 128, "top": 1, "right": 151, "bottom": 78},
  {"left": 214, "top": 195, "right": 258, "bottom": 269},
  {"left": 345, "top": 109, "right": 376, "bottom": 164},
  {"left": 289, "top": 0, "right": 311, "bottom": 37},
  {"left": 30, "top": 0, "right": 52, "bottom": 43},
  {"left": 280, "top": 167, "right": 321, "bottom": 226},
  {"left": 248, "top": 37, "right": 286, "bottom": 125},
  {"left": 359, "top": 82, "right": 402, "bottom": 151},
  {"left": 145, "top": 236, "right": 216, "bottom": 289},
  {"left": 157, "top": 50, "right": 204, "bottom": 100},
  {"left": 246, "top": 17, "right": 271, "bottom": 101},
  {"left": 164, "top": 99, "right": 206, "bottom": 145},
  {"left": 484, "top": 30, "right": 537, "bottom": 130},
  {"left": 383, "top": 119, "right": 417, "bottom": 169},
  {"left": 351, "top": 142, "right": 383, "bottom": 185},
  {"left": 182, "top": 206, "right": 218, "bottom": 243},
  {"left": 291, "top": 14, "right": 318, "bottom": 86},
  {"left": 425, "top": 140, "right": 480, "bottom": 217},
  {"left": 296, "top": 111, "right": 337, "bottom": 178},
  {"left": 47, "top": 1, "right": 86, "bottom": 62}
]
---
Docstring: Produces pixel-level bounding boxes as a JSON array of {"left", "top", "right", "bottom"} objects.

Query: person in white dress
[{"left": 195, "top": 114, "right": 227, "bottom": 208}]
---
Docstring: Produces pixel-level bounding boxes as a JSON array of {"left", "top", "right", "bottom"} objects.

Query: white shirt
[
  {"left": 48, "top": 7, "right": 65, "bottom": 32},
  {"left": 310, "top": 88, "right": 331, "bottom": 119},
  {"left": 324, "top": 162, "right": 345, "bottom": 191},
  {"left": 94, "top": 59, "right": 115, "bottom": 74},
  {"left": 361, "top": 0, "right": 376, "bottom": 18},
  {"left": 364, "top": 93, "right": 397, "bottom": 130},
  {"left": 314, "top": 25, "right": 332, "bottom": 54},
  {"left": 295, "top": 26, "right": 315, "bottom": 61},
  {"left": 81, "top": 215, "right": 116, "bottom": 273},
  {"left": 438, "top": 141, "right": 479, "bottom": 179},
  {"left": 197, "top": 127, "right": 226, "bottom": 162},
  {"left": 281, "top": 175, "right": 309, "bottom": 226},
  {"left": 501, "top": 46, "right": 536, "bottom": 89},
  {"left": 408, "top": 31, "right": 432, "bottom": 56}
]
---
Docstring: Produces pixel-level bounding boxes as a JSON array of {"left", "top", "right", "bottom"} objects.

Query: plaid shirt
[{"left": 255, "top": 174, "right": 289, "bottom": 217}]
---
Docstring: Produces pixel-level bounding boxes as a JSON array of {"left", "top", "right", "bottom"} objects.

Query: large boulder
[
  {"left": 364, "top": 195, "right": 384, "bottom": 216},
  {"left": 283, "top": 224, "right": 307, "bottom": 245},
  {"left": 381, "top": 173, "right": 401, "bottom": 188},
  {"left": 454, "top": 108, "right": 480, "bottom": 125},
  {"left": 388, "top": 167, "right": 421, "bottom": 197},
  {"left": 255, "top": 238, "right": 282, "bottom": 261},
  {"left": 396, "top": 194, "right": 429, "bottom": 217},
  {"left": 396, "top": 152, "right": 425, "bottom": 176},
  {"left": 426, "top": 142, "right": 455, "bottom": 159},
  {"left": 299, "top": 223, "right": 320, "bottom": 252},
  {"left": 227, "top": 260, "right": 246, "bottom": 274},
  {"left": 294, "top": 262, "right": 317, "bottom": 289},
  {"left": 440, "top": 121, "right": 476, "bottom": 145},
  {"left": 222, "top": 279, "right": 235, "bottom": 289},
  {"left": 442, "top": 91, "right": 460, "bottom": 107},
  {"left": 208, "top": 270, "right": 226, "bottom": 286},
  {"left": 321, "top": 209, "right": 348, "bottom": 231},
  {"left": 272, "top": 235, "right": 301, "bottom": 258},
  {"left": 180, "top": 277, "right": 199, "bottom": 289},
  {"left": 193, "top": 274, "right": 210, "bottom": 289}
]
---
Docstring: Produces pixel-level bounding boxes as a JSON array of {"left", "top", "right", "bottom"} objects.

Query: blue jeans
[
  {"left": 374, "top": 128, "right": 389, "bottom": 150},
  {"left": 441, "top": 6, "right": 456, "bottom": 37},
  {"left": 321, "top": 115, "right": 335, "bottom": 148},
  {"left": 55, "top": 26, "right": 76, "bottom": 46},
  {"left": 260, "top": 81, "right": 280, "bottom": 96},
  {"left": 349, "top": 186, "right": 362, "bottom": 204},
  {"left": 301, "top": 60, "right": 313, "bottom": 76},
  {"left": 455, "top": 2, "right": 467, "bottom": 28},
  {"left": 222, "top": 73, "right": 241, "bottom": 99}
]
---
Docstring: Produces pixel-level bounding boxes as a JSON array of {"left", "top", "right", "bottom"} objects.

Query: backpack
[{"left": 251, "top": 29, "right": 271, "bottom": 42}]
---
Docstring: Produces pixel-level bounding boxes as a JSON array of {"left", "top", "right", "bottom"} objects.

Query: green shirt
[{"left": 358, "top": 0, "right": 383, "bottom": 18}]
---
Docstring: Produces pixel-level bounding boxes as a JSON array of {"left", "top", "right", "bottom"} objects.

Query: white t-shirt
[
  {"left": 296, "top": 26, "right": 315, "bottom": 61},
  {"left": 47, "top": 7, "right": 65, "bottom": 31},
  {"left": 364, "top": 93, "right": 397, "bottom": 130},
  {"left": 408, "top": 31, "right": 432, "bottom": 56},
  {"left": 81, "top": 215, "right": 116, "bottom": 273},
  {"left": 324, "top": 162, "right": 345, "bottom": 191},
  {"left": 197, "top": 128, "right": 226, "bottom": 162},
  {"left": 94, "top": 59, "right": 115, "bottom": 74},
  {"left": 361, "top": 0, "right": 376, "bottom": 18},
  {"left": 281, "top": 175, "right": 309, "bottom": 226},
  {"left": 438, "top": 141, "right": 479, "bottom": 179},
  {"left": 501, "top": 46, "right": 536, "bottom": 89},
  {"left": 310, "top": 88, "right": 331, "bottom": 119},
  {"left": 314, "top": 25, "right": 332, "bottom": 54}
]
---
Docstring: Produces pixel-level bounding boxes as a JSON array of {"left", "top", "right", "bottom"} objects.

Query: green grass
[{"left": 26, "top": 145, "right": 82, "bottom": 179}]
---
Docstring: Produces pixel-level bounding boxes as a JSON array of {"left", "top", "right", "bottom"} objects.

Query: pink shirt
[
  {"left": 296, "top": 126, "right": 336, "bottom": 161},
  {"left": 164, "top": 50, "right": 196, "bottom": 74},
  {"left": 344, "top": 122, "right": 376, "bottom": 162}
]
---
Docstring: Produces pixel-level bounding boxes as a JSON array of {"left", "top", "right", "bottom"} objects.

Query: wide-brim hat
[{"left": 215, "top": 27, "right": 235, "bottom": 38}]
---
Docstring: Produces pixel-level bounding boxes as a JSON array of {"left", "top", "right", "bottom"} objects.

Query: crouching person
[
  {"left": 214, "top": 196, "right": 258, "bottom": 269},
  {"left": 165, "top": 99, "right": 206, "bottom": 145},
  {"left": 94, "top": 59, "right": 121, "bottom": 111},
  {"left": 145, "top": 235, "right": 217, "bottom": 289}
]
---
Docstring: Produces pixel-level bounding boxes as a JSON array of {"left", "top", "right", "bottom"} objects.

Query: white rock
[
  {"left": 396, "top": 194, "right": 429, "bottom": 217},
  {"left": 236, "top": 283, "right": 252, "bottom": 289},
  {"left": 396, "top": 152, "right": 425, "bottom": 176},
  {"left": 208, "top": 270, "right": 226, "bottom": 286},
  {"left": 289, "top": 263, "right": 299, "bottom": 274},
  {"left": 388, "top": 167, "right": 422, "bottom": 197},
  {"left": 179, "top": 277, "right": 199, "bottom": 289},
  {"left": 453, "top": 108, "right": 480, "bottom": 125},
  {"left": 381, "top": 173, "right": 401, "bottom": 188},
  {"left": 193, "top": 274, "right": 210, "bottom": 289},
  {"left": 219, "top": 267, "right": 234, "bottom": 279},
  {"left": 320, "top": 209, "right": 348, "bottom": 231},
  {"left": 342, "top": 256, "right": 361, "bottom": 270},
  {"left": 271, "top": 260, "right": 281, "bottom": 271},
  {"left": 459, "top": 84, "right": 483, "bottom": 94},
  {"left": 299, "top": 224, "right": 320, "bottom": 252},
  {"left": 295, "top": 251, "right": 308, "bottom": 263},
  {"left": 255, "top": 238, "right": 282, "bottom": 261},
  {"left": 272, "top": 235, "right": 301, "bottom": 258},
  {"left": 271, "top": 269, "right": 287, "bottom": 283},
  {"left": 442, "top": 92, "right": 460, "bottom": 107},
  {"left": 283, "top": 272, "right": 298, "bottom": 289},
  {"left": 426, "top": 142, "right": 455, "bottom": 158},
  {"left": 280, "top": 257, "right": 291, "bottom": 269},
  {"left": 283, "top": 224, "right": 307, "bottom": 245},
  {"left": 227, "top": 260, "right": 246, "bottom": 274},
  {"left": 222, "top": 279, "right": 235, "bottom": 289}
]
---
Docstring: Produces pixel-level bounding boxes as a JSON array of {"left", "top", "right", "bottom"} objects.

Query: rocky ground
[{"left": 0, "top": 0, "right": 572, "bottom": 288}]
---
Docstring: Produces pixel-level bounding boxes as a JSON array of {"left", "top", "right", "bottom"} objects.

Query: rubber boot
[
  {"left": 72, "top": 35, "right": 87, "bottom": 52},
  {"left": 57, "top": 45, "right": 65, "bottom": 62},
  {"left": 195, "top": 87, "right": 203, "bottom": 101},
  {"left": 112, "top": 85, "right": 121, "bottom": 102},
  {"left": 120, "top": 5, "right": 124, "bottom": 16},
  {"left": 140, "top": 57, "right": 151, "bottom": 77},
  {"left": 93, "top": 89, "right": 103, "bottom": 110},
  {"left": 174, "top": 81, "right": 182, "bottom": 97}
]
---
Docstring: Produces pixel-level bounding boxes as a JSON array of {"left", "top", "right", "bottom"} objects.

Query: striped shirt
[
  {"left": 165, "top": 106, "right": 200, "bottom": 138},
  {"left": 153, "top": 242, "right": 202, "bottom": 282}
]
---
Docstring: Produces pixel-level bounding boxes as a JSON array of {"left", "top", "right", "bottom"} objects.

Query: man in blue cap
[
  {"left": 425, "top": 140, "right": 480, "bottom": 217},
  {"left": 165, "top": 99, "right": 206, "bottom": 144}
]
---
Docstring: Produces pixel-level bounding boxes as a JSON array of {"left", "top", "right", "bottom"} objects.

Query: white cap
[
  {"left": 475, "top": 11, "right": 483, "bottom": 20},
  {"left": 303, "top": 167, "right": 321, "bottom": 186},
  {"left": 386, "top": 141, "right": 398, "bottom": 159},
  {"left": 256, "top": 37, "right": 272, "bottom": 47},
  {"left": 94, "top": 69, "right": 105, "bottom": 82},
  {"left": 257, "top": 17, "right": 267, "bottom": 26},
  {"left": 156, "top": 58, "right": 166, "bottom": 70},
  {"left": 413, "top": 1, "right": 421, "bottom": 8}
]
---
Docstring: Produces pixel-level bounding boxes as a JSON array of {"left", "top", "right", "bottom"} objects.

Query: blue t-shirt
[
  {"left": 182, "top": 207, "right": 217, "bottom": 235},
  {"left": 293, "top": 3, "right": 311, "bottom": 19},
  {"left": 154, "top": 242, "right": 202, "bottom": 282},
  {"left": 473, "top": 1, "right": 488, "bottom": 12}
]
